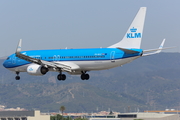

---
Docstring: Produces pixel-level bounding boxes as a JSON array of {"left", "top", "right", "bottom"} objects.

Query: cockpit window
[{"left": 6, "top": 57, "right": 10, "bottom": 60}]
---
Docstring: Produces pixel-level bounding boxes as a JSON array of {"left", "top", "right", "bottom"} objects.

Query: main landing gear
[
  {"left": 57, "top": 71, "right": 90, "bottom": 81},
  {"left": 15, "top": 72, "right": 20, "bottom": 80},
  {"left": 57, "top": 71, "right": 66, "bottom": 81},
  {"left": 81, "top": 71, "right": 90, "bottom": 80}
]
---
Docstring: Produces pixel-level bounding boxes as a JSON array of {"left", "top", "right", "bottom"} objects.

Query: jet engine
[{"left": 27, "top": 64, "right": 48, "bottom": 76}]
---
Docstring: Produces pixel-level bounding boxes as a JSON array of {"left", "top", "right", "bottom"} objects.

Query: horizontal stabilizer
[{"left": 117, "top": 47, "right": 140, "bottom": 54}]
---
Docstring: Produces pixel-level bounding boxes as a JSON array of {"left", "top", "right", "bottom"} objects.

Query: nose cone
[{"left": 3, "top": 60, "right": 8, "bottom": 68}]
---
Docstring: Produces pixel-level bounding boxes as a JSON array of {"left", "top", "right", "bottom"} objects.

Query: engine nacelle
[{"left": 27, "top": 65, "right": 48, "bottom": 76}]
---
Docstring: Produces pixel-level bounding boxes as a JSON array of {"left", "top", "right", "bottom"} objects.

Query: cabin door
[{"left": 110, "top": 51, "right": 115, "bottom": 62}]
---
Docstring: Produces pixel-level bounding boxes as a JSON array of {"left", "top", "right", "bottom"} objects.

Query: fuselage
[{"left": 3, "top": 48, "right": 143, "bottom": 74}]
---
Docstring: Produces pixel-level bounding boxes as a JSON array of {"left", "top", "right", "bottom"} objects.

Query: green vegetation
[{"left": 60, "top": 106, "right": 66, "bottom": 115}]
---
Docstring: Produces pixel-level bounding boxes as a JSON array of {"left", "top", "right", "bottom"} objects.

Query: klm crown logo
[
  {"left": 29, "top": 68, "right": 33, "bottom": 71},
  {"left": 127, "top": 27, "right": 141, "bottom": 38},
  {"left": 130, "top": 27, "right": 137, "bottom": 32}
]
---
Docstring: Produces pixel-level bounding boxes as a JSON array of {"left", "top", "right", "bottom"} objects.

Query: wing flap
[{"left": 41, "top": 60, "right": 72, "bottom": 72}]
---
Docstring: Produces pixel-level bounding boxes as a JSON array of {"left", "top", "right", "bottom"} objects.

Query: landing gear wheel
[
  {"left": 57, "top": 74, "right": 66, "bottom": 81},
  {"left": 15, "top": 76, "right": 20, "bottom": 80},
  {"left": 57, "top": 74, "right": 61, "bottom": 80},
  {"left": 81, "top": 74, "right": 85, "bottom": 80},
  {"left": 85, "top": 74, "right": 89, "bottom": 80},
  {"left": 15, "top": 72, "right": 20, "bottom": 80},
  {"left": 61, "top": 74, "right": 66, "bottom": 81},
  {"left": 81, "top": 74, "right": 90, "bottom": 80}
]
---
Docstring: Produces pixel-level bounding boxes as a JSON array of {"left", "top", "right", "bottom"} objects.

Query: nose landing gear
[{"left": 15, "top": 72, "right": 20, "bottom": 80}]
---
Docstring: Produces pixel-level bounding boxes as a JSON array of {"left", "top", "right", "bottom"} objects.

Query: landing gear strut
[
  {"left": 81, "top": 71, "right": 90, "bottom": 80},
  {"left": 15, "top": 72, "right": 20, "bottom": 80},
  {"left": 57, "top": 71, "right": 66, "bottom": 81}
]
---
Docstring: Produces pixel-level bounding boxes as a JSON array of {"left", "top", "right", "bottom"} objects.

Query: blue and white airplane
[{"left": 3, "top": 7, "right": 167, "bottom": 81}]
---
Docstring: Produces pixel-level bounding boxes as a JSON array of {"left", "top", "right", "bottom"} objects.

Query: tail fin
[{"left": 108, "top": 7, "right": 146, "bottom": 49}]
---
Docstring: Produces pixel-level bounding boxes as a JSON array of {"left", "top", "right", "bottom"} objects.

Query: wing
[
  {"left": 15, "top": 39, "right": 79, "bottom": 72},
  {"left": 142, "top": 39, "right": 175, "bottom": 56}
]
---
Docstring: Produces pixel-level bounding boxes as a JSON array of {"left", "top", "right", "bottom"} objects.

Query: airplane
[{"left": 2, "top": 7, "right": 169, "bottom": 81}]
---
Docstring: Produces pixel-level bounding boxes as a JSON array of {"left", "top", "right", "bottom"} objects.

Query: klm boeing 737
[{"left": 2, "top": 7, "right": 168, "bottom": 81}]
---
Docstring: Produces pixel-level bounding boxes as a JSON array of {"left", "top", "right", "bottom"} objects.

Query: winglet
[
  {"left": 154, "top": 38, "right": 166, "bottom": 54},
  {"left": 142, "top": 39, "right": 166, "bottom": 56},
  {"left": 16, "top": 39, "right": 22, "bottom": 53}
]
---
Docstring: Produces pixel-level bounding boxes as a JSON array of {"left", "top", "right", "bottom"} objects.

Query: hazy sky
[{"left": 0, "top": 0, "right": 179, "bottom": 57}]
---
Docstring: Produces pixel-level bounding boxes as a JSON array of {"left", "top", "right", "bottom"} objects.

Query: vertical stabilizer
[{"left": 108, "top": 7, "right": 146, "bottom": 49}]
